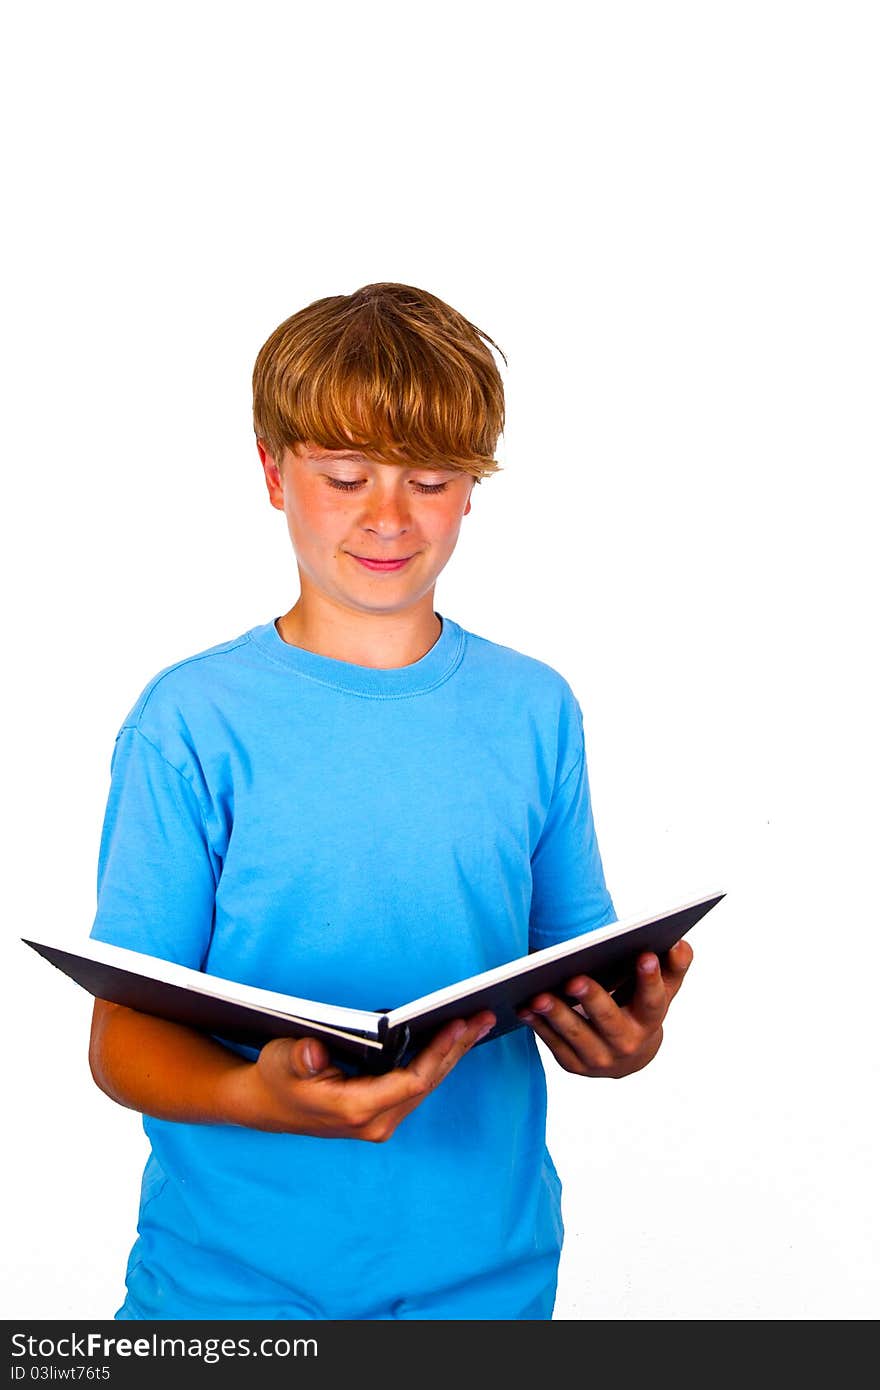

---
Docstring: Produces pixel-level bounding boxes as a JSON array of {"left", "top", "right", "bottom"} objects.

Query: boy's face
[{"left": 258, "top": 441, "right": 474, "bottom": 619}]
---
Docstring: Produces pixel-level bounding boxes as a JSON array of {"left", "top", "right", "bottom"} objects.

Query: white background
[{"left": 2, "top": 1, "right": 877, "bottom": 1321}]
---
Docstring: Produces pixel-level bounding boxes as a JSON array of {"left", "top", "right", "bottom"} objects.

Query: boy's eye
[{"left": 324, "top": 477, "right": 450, "bottom": 494}]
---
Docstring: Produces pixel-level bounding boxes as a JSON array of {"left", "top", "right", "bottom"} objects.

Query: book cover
[{"left": 24, "top": 889, "right": 725, "bottom": 1073}]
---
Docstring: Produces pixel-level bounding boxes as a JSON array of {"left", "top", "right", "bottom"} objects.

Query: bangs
[{"left": 253, "top": 285, "right": 506, "bottom": 481}]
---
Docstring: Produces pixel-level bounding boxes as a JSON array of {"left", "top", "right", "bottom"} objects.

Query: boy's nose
[{"left": 359, "top": 490, "right": 411, "bottom": 536}]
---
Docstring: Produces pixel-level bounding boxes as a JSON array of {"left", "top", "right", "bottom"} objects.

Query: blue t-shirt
[{"left": 90, "top": 613, "right": 615, "bottom": 1320}]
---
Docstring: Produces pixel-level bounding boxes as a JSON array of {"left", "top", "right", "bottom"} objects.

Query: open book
[{"left": 23, "top": 889, "right": 724, "bottom": 1073}]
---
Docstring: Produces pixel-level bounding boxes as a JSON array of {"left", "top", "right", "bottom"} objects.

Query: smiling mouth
[{"left": 348, "top": 553, "right": 414, "bottom": 569}]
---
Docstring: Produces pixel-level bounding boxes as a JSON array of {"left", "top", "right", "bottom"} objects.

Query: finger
[
  {"left": 335, "top": 1010, "right": 497, "bottom": 1122},
  {"left": 263, "top": 1034, "right": 341, "bottom": 1082},
  {"left": 624, "top": 953, "right": 671, "bottom": 1028},
  {"left": 660, "top": 939, "right": 693, "bottom": 1002},
  {"left": 403, "top": 1011, "right": 497, "bottom": 1093},
  {"left": 552, "top": 975, "right": 645, "bottom": 1052},
  {"left": 520, "top": 987, "right": 630, "bottom": 1064},
  {"left": 293, "top": 1036, "right": 333, "bottom": 1076},
  {"left": 519, "top": 1007, "right": 612, "bottom": 1074}
]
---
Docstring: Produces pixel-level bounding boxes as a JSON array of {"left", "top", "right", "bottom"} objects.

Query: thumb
[{"left": 286, "top": 1035, "right": 328, "bottom": 1078}]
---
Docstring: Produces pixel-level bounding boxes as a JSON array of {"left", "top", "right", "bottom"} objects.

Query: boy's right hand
[{"left": 241, "top": 1011, "right": 496, "bottom": 1141}]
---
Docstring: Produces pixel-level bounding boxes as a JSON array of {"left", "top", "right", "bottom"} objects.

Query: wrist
[{"left": 214, "top": 1053, "right": 294, "bottom": 1133}]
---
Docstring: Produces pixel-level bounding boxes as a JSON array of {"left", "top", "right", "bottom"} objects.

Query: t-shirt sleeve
[
  {"left": 89, "top": 724, "right": 218, "bottom": 969},
  {"left": 528, "top": 713, "right": 616, "bottom": 949}
]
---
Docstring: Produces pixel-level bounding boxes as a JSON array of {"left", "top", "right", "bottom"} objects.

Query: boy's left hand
[{"left": 517, "top": 939, "right": 693, "bottom": 1078}]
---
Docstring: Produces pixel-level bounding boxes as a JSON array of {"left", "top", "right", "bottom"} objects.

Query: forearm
[{"left": 88, "top": 999, "right": 278, "bottom": 1129}]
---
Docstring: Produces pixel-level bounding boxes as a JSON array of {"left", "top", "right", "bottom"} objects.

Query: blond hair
[{"left": 252, "top": 282, "right": 506, "bottom": 482}]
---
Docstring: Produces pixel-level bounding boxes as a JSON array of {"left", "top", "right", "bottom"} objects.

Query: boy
[{"left": 88, "top": 282, "right": 693, "bottom": 1321}]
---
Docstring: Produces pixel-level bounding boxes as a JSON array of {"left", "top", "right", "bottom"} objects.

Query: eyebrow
[
  {"left": 307, "top": 450, "right": 369, "bottom": 462},
  {"left": 303, "top": 449, "right": 459, "bottom": 478}
]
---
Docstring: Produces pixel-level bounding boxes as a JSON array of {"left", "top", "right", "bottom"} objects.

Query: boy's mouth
[{"left": 348, "top": 554, "right": 414, "bottom": 572}]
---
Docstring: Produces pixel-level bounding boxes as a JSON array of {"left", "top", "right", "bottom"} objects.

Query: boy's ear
[{"left": 257, "top": 440, "right": 285, "bottom": 511}]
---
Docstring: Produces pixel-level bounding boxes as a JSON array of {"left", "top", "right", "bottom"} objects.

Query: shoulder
[
  {"left": 453, "top": 619, "right": 587, "bottom": 774},
  {"left": 457, "top": 620, "right": 582, "bottom": 711},
  {"left": 116, "top": 623, "right": 267, "bottom": 748}
]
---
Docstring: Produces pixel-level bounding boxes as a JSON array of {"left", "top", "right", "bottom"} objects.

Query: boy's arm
[
  {"left": 517, "top": 940, "right": 693, "bottom": 1078},
  {"left": 89, "top": 998, "right": 495, "bottom": 1142}
]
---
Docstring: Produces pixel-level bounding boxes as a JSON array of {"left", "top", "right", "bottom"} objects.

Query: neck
[{"left": 275, "top": 592, "right": 442, "bottom": 669}]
